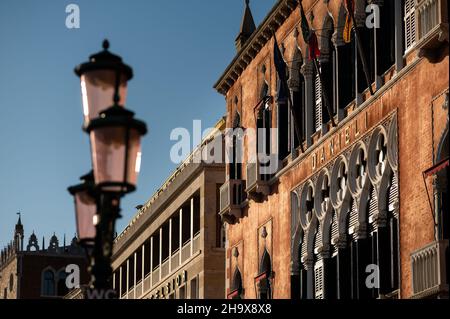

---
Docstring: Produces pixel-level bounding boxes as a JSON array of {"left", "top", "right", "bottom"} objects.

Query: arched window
[
  {"left": 9, "top": 274, "right": 14, "bottom": 292},
  {"left": 377, "top": 0, "right": 396, "bottom": 77},
  {"left": 57, "top": 270, "right": 68, "bottom": 297},
  {"left": 42, "top": 269, "right": 56, "bottom": 296},
  {"left": 313, "top": 224, "right": 324, "bottom": 299},
  {"left": 230, "top": 108, "right": 242, "bottom": 180},
  {"left": 258, "top": 250, "right": 272, "bottom": 299},
  {"left": 319, "top": 14, "right": 336, "bottom": 125},
  {"left": 257, "top": 82, "right": 272, "bottom": 180},
  {"left": 231, "top": 268, "right": 243, "bottom": 299},
  {"left": 290, "top": 46, "right": 305, "bottom": 149},
  {"left": 357, "top": 1, "right": 375, "bottom": 95}
]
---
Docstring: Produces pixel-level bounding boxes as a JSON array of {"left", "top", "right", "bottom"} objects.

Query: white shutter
[
  {"left": 314, "top": 72, "right": 322, "bottom": 132},
  {"left": 388, "top": 173, "right": 399, "bottom": 218},
  {"left": 301, "top": 236, "right": 307, "bottom": 262},
  {"left": 331, "top": 212, "right": 339, "bottom": 244},
  {"left": 314, "top": 225, "right": 323, "bottom": 255},
  {"left": 331, "top": 212, "right": 339, "bottom": 255},
  {"left": 404, "top": 0, "right": 416, "bottom": 51},
  {"left": 348, "top": 200, "right": 358, "bottom": 235},
  {"left": 314, "top": 260, "right": 324, "bottom": 299},
  {"left": 368, "top": 187, "right": 378, "bottom": 232}
]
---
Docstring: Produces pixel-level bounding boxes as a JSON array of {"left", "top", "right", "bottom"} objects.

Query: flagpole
[
  {"left": 347, "top": 2, "right": 375, "bottom": 95},
  {"left": 312, "top": 58, "right": 336, "bottom": 127},
  {"left": 284, "top": 80, "right": 305, "bottom": 154}
]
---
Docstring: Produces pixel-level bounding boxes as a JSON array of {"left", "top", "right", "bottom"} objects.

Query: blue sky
[{"left": 0, "top": 0, "right": 275, "bottom": 246}]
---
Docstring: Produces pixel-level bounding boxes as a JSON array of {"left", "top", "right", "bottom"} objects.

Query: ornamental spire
[{"left": 235, "top": 0, "right": 256, "bottom": 52}]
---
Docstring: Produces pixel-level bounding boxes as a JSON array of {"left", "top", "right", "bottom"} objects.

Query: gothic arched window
[
  {"left": 57, "top": 270, "right": 69, "bottom": 297},
  {"left": 258, "top": 250, "right": 272, "bottom": 299},
  {"left": 377, "top": 0, "right": 396, "bottom": 77},
  {"left": 231, "top": 268, "right": 243, "bottom": 299},
  {"left": 42, "top": 269, "right": 56, "bottom": 296}
]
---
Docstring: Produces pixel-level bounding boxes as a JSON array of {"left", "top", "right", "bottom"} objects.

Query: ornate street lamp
[
  {"left": 75, "top": 40, "right": 133, "bottom": 126},
  {"left": 70, "top": 40, "right": 147, "bottom": 294},
  {"left": 86, "top": 105, "right": 147, "bottom": 194},
  {"left": 67, "top": 171, "right": 97, "bottom": 247}
]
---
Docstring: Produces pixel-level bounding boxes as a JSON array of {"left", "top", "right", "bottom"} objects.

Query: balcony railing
[
  {"left": 171, "top": 249, "right": 180, "bottom": 270},
  {"left": 161, "top": 258, "right": 169, "bottom": 279},
  {"left": 193, "top": 232, "right": 201, "bottom": 253},
  {"left": 122, "top": 236, "right": 203, "bottom": 298},
  {"left": 246, "top": 161, "right": 270, "bottom": 201},
  {"left": 181, "top": 241, "right": 191, "bottom": 264},
  {"left": 219, "top": 179, "right": 245, "bottom": 224},
  {"left": 411, "top": 240, "right": 449, "bottom": 298},
  {"left": 144, "top": 275, "right": 151, "bottom": 292},
  {"left": 152, "top": 267, "right": 160, "bottom": 286},
  {"left": 136, "top": 281, "right": 143, "bottom": 298},
  {"left": 416, "top": 0, "right": 449, "bottom": 60}
]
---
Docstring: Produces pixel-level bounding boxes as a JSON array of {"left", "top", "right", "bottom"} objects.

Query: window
[
  {"left": 230, "top": 105, "right": 243, "bottom": 180},
  {"left": 404, "top": 0, "right": 417, "bottom": 51},
  {"left": 9, "top": 274, "right": 13, "bottom": 292},
  {"left": 377, "top": 0, "right": 396, "bottom": 76},
  {"left": 42, "top": 269, "right": 55, "bottom": 296},
  {"left": 314, "top": 71, "right": 323, "bottom": 132},
  {"left": 258, "top": 250, "right": 272, "bottom": 299},
  {"left": 190, "top": 276, "right": 199, "bottom": 299},
  {"left": 231, "top": 268, "right": 243, "bottom": 299},
  {"left": 3, "top": 288, "right": 6, "bottom": 299},
  {"left": 178, "top": 285, "right": 186, "bottom": 299},
  {"left": 57, "top": 270, "right": 68, "bottom": 297},
  {"left": 292, "top": 122, "right": 400, "bottom": 299}
]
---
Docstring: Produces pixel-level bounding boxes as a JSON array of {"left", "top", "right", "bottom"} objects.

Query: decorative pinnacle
[
  {"left": 102, "top": 39, "right": 110, "bottom": 50},
  {"left": 245, "top": 0, "right": 250, "bottom": 6}
]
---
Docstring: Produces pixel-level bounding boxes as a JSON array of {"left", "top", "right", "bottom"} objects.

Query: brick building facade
[{"left": 216, "top": 0, "right": 448, "bottom": 299}]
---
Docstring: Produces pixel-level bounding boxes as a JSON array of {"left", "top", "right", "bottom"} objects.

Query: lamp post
[{"left": 69, "top": 40, "right": 147, "bottom": 294}]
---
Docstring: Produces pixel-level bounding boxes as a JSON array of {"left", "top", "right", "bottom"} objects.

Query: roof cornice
[{"left": 214, "top": 0, "right": 298, "bottom": 95}]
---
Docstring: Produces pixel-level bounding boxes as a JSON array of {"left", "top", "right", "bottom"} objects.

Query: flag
[
  {"left": 343, "top": 0, "right": 355, "bottom": 43},
  {"left": 299, "top": 1, "right": 320, "bottom": 60},
  {"left": 273, "top": 35, "right": 288, "bottom": 105},
  {"left": 308, "top": 32, "right": 320, "bottom": 61},
  {"left": 299, "top": 1, "right": 311, "bottom": 43}
]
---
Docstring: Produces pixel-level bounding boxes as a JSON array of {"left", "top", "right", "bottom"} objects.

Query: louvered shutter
[
  {"left": 314, "top": 260, "right": 324, "bottom": 299},
  {"left": 348, "top": 200, "right": 358, "bottom": 235},
  {"left": 331, "top": 212, "right": 339, "bottom": 255},
  {"left": 388, "top": 173, "right": 399, "bottom": 218},
  {"left": 404, "top": 0, "right": 416, "bottom": 50},
  {"left": 314, "top": 72, "right": 322, "bottom": 132},
  {"left": 301, "top": 235, "right": 307, "bottom": 262},
  {"left": 314, "top": 225, "right": 324, "bottom": 299},
  {"left": 368, "top": 187, "right": 379, "bottom": 232}
]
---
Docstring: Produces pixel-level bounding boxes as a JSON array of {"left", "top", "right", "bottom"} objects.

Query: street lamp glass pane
[
  {"left": 74, "top": 190, "right": 96, "bottom": 241},
  {"left": 90, "top": 127, "right": 142, "bottom": 191},
  {"left": 81, "top": 70, "right": 128, "bottom": 124}
]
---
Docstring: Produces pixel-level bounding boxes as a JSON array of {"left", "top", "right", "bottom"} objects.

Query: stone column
[
  {"left": 179, "top": 209, "right": 183, "bottom": 265},
  {"left": 190, "top": 197, "right": 194, "bottom": 256},
  {"left": 150, "top": 236, "right": 153, "bottom": 288},
  {"left": 159, "top": 228, "right": 162, "bottom": 281},
  {"left": 169, "top": 218, "right": 172, "bottom": 272},
  {"left": 119, "top": 266, "right": 122, "bottom": 299},
  {"left": 301, "top": 61, "right": 315, "bottom": 148},
  {"left": 133, "top": 252, "right": 137, "bottom": 299}
]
